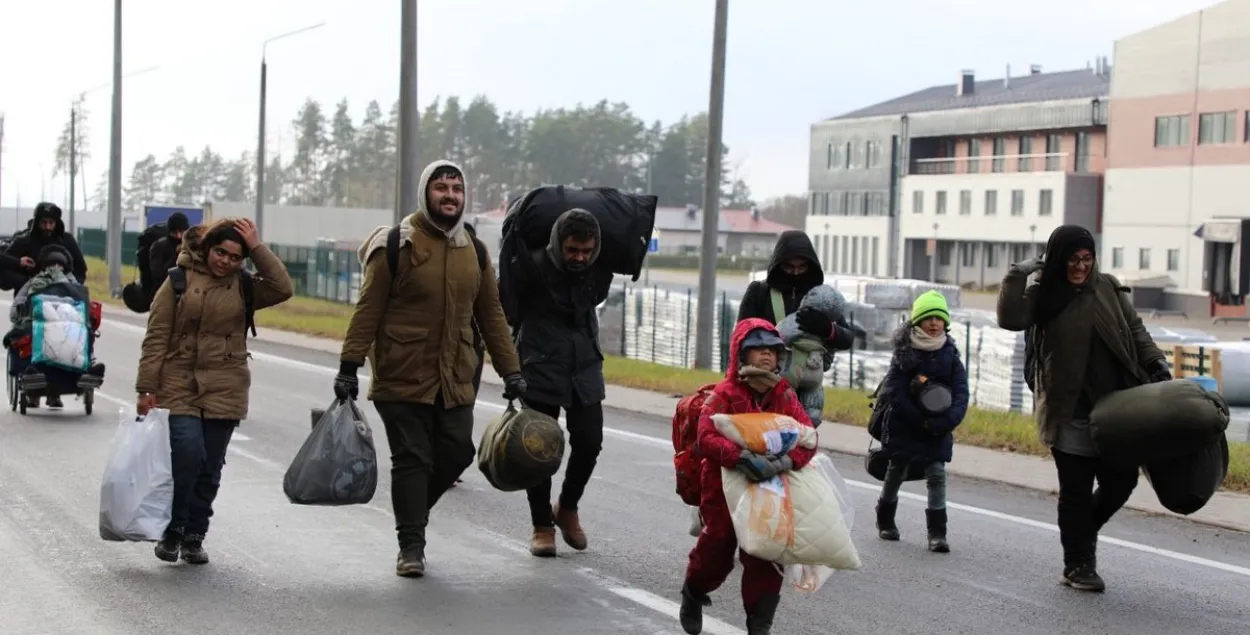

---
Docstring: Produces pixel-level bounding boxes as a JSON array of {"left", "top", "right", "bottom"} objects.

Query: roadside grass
[{"left": 82, "top": 256, "right": 1249, "bottom": 494}]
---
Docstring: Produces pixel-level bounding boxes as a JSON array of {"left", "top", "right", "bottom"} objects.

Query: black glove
[
  {"left": 334, "top": 362, "right": 360, "bottom": 401},
  {"left": 735, "top": 450, "right": 793, "bottom": 482},
  {"left": 1147, "top": 359, "right": 1173, "bottom": 383},
  {"left": 796, "top": 306, "right": 834, "bottom": 339},
  {"left": 1009, "top": 256, "right": 1045, "bottom": 276},
  {"left": 502, "top": 372, "right": 528, "bottom": 401}
]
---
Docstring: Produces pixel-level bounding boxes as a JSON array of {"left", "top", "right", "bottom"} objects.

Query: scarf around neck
[
  {"left": 738, "top": 364, "right": 781, "bottom": 394},
  {"left": 910, "top": 327, "right": 947, "bottom": 352}
]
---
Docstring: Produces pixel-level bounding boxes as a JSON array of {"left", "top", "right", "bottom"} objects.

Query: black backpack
[
  {"left": 135, "top": 223, "right": 169, "bottom": 293},
  {"left": 168, "top": 266, "right": 257, "bottom": 338}
]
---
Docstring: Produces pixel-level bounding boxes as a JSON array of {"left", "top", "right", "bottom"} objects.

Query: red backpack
[{"left": 672, "top": 384, "right": 718, "bottom": 506}]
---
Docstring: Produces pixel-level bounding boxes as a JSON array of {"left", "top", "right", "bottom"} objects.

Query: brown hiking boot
[
  {"left": 530, "top": 526, "right": 557, "bottom": 558},
  {"left": 553, "top": 503, "right": 588, "bottom": 551}
]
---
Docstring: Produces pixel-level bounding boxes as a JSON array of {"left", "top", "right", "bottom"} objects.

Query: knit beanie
[{"left": 911, "top": 290, "right": 951, "bottom": 326}]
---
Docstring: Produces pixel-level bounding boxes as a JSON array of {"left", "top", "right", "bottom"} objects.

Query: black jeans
[
  {"left": 168, "top": 415, "right": 237, "bottom": 538},
  {"left": 1051, "top": 448, "right": 1139, "bottom": 566},
  {"left": 526, "top": 397, "right": 604, "bottom": 527},
  {"left": 375, "top": 396, "right": 475, "bottom": 551}
]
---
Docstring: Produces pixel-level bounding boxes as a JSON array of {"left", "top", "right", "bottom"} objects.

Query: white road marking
[
  {"left": 608, "top": 586, "right": 746, "bottom": 635},
  {"left": 89, "top": 317, "right": 1250, "bottom": 579}
]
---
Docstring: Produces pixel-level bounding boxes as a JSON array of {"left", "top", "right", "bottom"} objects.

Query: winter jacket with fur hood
[{"left": 136, "top": 220, "right": 294, "bottom": 421}]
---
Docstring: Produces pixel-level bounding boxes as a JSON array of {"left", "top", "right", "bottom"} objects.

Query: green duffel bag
[
  {"left": 1089, "top": 379, "right": 1230, "bottom": 467},
  {"left": 477, "top": 400, "right": 566, "bottom": 492}
]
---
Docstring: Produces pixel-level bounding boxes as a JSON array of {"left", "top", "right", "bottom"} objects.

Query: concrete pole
[
  {"left": 106, "top": 0, "right": 124, "bottom": 296},
  {"left": 693, "top": 0, "right": 729, "bottom": 371},
  {"left": 256, "top": 59, "right": 267, "bottom": 234},
  {"left": 69, "top": 107, "right": 77, "bottom": 233},
  {"left": 396, "top": 0, "right": 419, "bottom": 226}
]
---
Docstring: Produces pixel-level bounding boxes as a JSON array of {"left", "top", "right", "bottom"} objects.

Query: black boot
[
  {"left": 180, "top": 533, "right": 209, "bottom": 565},
  {"left": 876, "top": 499, "right": 900, "bottom": 541},
  {"left": 679, "top": 583, "right": 711, "bottom": 634},
  {"left": 154, "top": 529, "right": 181, "bottom": 562},
  {"left": 926, "top": 508, "right": 950, "bottom": 553},
  {"left": 1062, "top": 562, "right": 1106, "bottom": 592},
  {"left": 745, "top": 593, "right": 781, "bottom": 635},
  {"left": 396, "top": 546, "right": 426, "bottom": 578}
]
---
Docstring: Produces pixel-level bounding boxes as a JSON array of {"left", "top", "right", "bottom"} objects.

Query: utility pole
[
  {"left": 396, "top": 0, "right": 419, "bottom": 226},
  {"left": 69, "top": 106, "right": 77, "bottom": 232},
  {"left": 106, "top": 0, "right": 123, "bottom": 296},
  {"left": 693, "top": 0, "right": 730, "bottom": 371},
  {"left": 0, "top": 114, "right": 5, "bottom": 212}
]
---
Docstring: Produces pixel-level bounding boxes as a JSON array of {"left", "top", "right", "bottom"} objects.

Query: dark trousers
[
  {"left": 525, "top": 397, "right": 604, "bottom": 526},
  {"left": 1051, "top": 448, "right": 1139, "bottom": 566},
  {"left": 168, "top": 415, "right": 236, "bottom": 538},
  {"left": 375, "top": 396, "right": 475, "bottom": 551}
]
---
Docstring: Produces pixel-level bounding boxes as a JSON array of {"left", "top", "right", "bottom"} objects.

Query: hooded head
[
  {"left": 1035, "top": 224, "right": 1097, "bottom": 324},
  {"left": 545, "top": 208, "right": 602, "bottom": 273},
  {"left": 180, "top": 219, "right": 249, "bottom": 279},
  {"left": 765, "top": 230, "right": 823, "bottom": 293},
  {"left": 166, "top": 212, "right": 190, "bottom": 243},
  {"left": 910, "top": 290, "right": 950, "bottom": 337},
  {"left": 727, "top": 317, "right": 789, "bottom": 379},
  {"left": 417, "top": 160, "right": 468, "bottom": 235},
  {"left": 37, "top": 243, "right": 73, "bottom": 272},
  {"left": 32, "top": 202, "right": 64, "bottom": 240}
]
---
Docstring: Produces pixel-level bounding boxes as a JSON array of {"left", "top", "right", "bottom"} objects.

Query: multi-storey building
[
  {"left": 808, "top": 64, "right": 1110, "bottom": 287},
  {"left": 1103, "top": 0, "right": 1250, "bottom": 317}
]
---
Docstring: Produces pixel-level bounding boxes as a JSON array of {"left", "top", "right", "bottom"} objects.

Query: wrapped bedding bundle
[{"left": 1089, "top": 379, "right": 1230, "bottom": 467}]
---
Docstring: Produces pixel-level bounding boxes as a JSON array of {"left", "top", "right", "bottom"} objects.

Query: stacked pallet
[{"left": 622, "top": 287, "right": 736, "bottom": 370}]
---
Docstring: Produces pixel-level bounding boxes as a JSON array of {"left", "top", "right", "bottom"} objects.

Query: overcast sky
[{"left": 0, "top": 0, "right": 1219, "bottom": 211}]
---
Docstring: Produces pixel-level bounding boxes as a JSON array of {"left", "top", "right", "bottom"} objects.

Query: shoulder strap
[
  {"left": 167, "top": 266, "right": 256, "bottom": 338},
  {"left": 769, "top": 288, "right": 786, "bottom": 325},
  {"left": 168, "top": 266, "right": 186, "bottom": 297},
  {"left": 385, "top": 225, "right": 401, "bottom": 280}
]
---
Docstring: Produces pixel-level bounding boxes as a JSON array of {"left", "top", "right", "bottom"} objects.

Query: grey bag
[{"left": 283, "top": 399, "right": 379, "bottom": 506}]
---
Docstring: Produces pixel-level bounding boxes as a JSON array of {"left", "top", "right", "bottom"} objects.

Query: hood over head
[
  {"left": 166, "top": 212, "right": 190, "bottom": 237},
  {"left": 765, "top": 230, "right": 823, "bottom": 292},
  {"left": 1035, "top": 224, "right": 1098, "bottom": 325},
  {"left": 545, "top": 208, "right": 602, "bottom": 272},
  {"left": 353, "top": 159, "right": 473, "bottom": 266},
  {"left": 416, "top": 159, "right": 470, "bottom": 239},
  {"left": 176, "top": 219, "right": 246, "bottom": 271},
  {"left": 32, "top": 202, "right": 66, "bottom": 238},
  {"left": 726, "top": 318, "right": 789, "bottom": 379}
]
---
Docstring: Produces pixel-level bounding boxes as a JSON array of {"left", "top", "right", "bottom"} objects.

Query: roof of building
[
  {"left": 480, "top": 205, "right": 795, "bottom": 235},
  {"left": 829, "top": 67, "right": 1110, "bottom": 121}
]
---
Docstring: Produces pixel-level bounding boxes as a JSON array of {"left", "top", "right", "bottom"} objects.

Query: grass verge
[{"left": 83, "top": 257, "right": 1249, "bottom": 494}]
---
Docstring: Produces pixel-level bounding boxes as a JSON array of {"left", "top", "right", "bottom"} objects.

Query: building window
[
  {"left": 912, "top": 190, "right": 924, "bottom": 214},
  {"left": 871, "top": 237, "right": 880, "bottom": 276},
  {"left": 809, "top": 192, "right": 818, "bottom": 216},
  {"left": 1198, "top": 111, "right": 1237, "bottom": 145},
  {"left": 960, "top": 243, "right": 976, "bottom": 267},
  {"left": 830, "top": 235, "right": 839, "bottom": 272},
  {"left": 935, "top": 191, "right": 947, "bottom": 215},
  {"left": 1139, "top": 248, "right": 1152, "bottom": 270},
  {"left": 841, "top": 236, "right": 849, "bottom": 272},
  {"left": 866, "top": 140, "right": 883, "bottom": 168},
  {"left": 985, "top": 244, "right": 999, "bottom": 268},
  {"left": 992, "top": 138, "right": 1006, "bottom": 172},
  {"left": 959, "top": 190, "right": 972, "bottom": 215},
  {"left": 1010, "top": 189, "right": 1024, "bottom": 216},
  {"left": 938, "top": 242, "right": 953, "bottom": 266},
  {"left": 851, "top": 238, "right": 860, "bottom": 274},
  {"left": 848, "top": 192, "right": 861, "bottom": 216},
  {"left": 826, "top": 143, "right": 834, "bottom": 170},
  {"left": 1038, "top": 189, "right": 1053, "bottom": 216},
  {"left": 967, "top": 139, "right": 981, "bottom": 173},
  {"left": 1155, "top": 115, "right": 1191, "bottom": 147},
  {"left": 1075, "top": 131, "right": 1091, "bottom": 172},
  {"left": 1018, "top": 137, "right": 1033, "bottom": 171},
  {"left": 1246, "top": 112, "right": 1250, "bottom": 142},
  {"left": 1167, "top": 248, "right": 1180, "bottom": 272},
  {"left": 1112, "top": 247, "right": 1124, "bottom": 269},
  {"left": 984, "top": 190, "right": 998, "bottom": 216},
  {"left": 1045, "top": 134, "right": 1062, "bottom": 171},
  {"left": 861, "top": 236, "right": 870, "bottom": 273}
]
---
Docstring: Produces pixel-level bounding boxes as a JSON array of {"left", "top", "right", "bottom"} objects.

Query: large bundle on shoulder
[
  {"left": 500, "top": 185, "right": 658, "bottom": 278},
  {"left": 477, "top": 400, "right": 566, "bottom": 492},
  {"left": 715, "top": 412, "right": 860, "bottom": 590},
  {"left": 1090, "top": 378, "right": 1231, "bottom": 514}
]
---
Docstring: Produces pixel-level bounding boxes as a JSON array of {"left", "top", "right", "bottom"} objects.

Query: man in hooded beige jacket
[{"left": 335, "top": 160, "right": 525, "bottom": 577}]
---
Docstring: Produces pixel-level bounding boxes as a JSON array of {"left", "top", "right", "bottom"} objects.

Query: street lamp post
[
  {"left": 106, "top": 0, "right": 124, "bottom": 296},
  {"left": 255, "top": 22, "right": 326, "bottom": 238},
  {"left": 396, "top": 0, "right": 418, "bottom": 226},
  {"left": 693, "top": 0, "right": 729, "bottom": 371}
]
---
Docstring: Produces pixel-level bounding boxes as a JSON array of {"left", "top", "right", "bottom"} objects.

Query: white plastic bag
[
  {"left": 782, "top": 454, "right": 858, "bottom": 594},
  {"left": 99, "top": 408, "right": 174, "bottom": 542}
]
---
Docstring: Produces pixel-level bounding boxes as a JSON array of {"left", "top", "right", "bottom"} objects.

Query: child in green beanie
[{"left": 873, "top": 290, "right": 969, "bottom": 553}]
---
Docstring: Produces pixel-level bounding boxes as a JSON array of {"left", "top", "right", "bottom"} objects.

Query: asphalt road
[{"left": 1, "top": 305, "right": 1248, "bottom": 635}]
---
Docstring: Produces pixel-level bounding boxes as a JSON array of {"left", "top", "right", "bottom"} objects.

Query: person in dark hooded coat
[
  {"left": 500, "top": 207, "right": 615, "bottom": 558},
  {"left": 996, "top": 224, "right": 1168, "bottom": 593},
  {"left": 738, "top": 230, "right": 853, "bottom": 353},
  {"left": 1, "top": 203, "right": 88, "bottom": 289}
]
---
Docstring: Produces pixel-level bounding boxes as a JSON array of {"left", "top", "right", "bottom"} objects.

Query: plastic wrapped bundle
[{"left": 776, "top": 285, "right": 848, "bottom": 344}]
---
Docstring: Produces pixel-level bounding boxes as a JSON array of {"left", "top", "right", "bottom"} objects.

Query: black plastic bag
[
  {"left": 477, "top": 400, "right": 566, "bottom": 492},
  {"left": 283, "top": 399, "right": 379, "bottom": 506},
  {"left": 502, "top": 185, "right": 658, "bottom": 280},
  {"left": 1143, "top": 436, "right": 1229, "bottom": 515}
]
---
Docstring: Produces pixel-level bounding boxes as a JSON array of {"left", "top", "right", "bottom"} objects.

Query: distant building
[
  {"left": 808, "top": 63, "right": 1110, "bottom": 286},
  {"left": 1102, "top": 0, "right": 1250, "bottom": 316}
]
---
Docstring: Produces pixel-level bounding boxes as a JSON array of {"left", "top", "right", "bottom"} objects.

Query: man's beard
[
  {"left": 563, "top": 260, "right": 588, "bottom": 273},
  {"left": 428, "top": 198, "right": 463, "bottom": 227}
]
